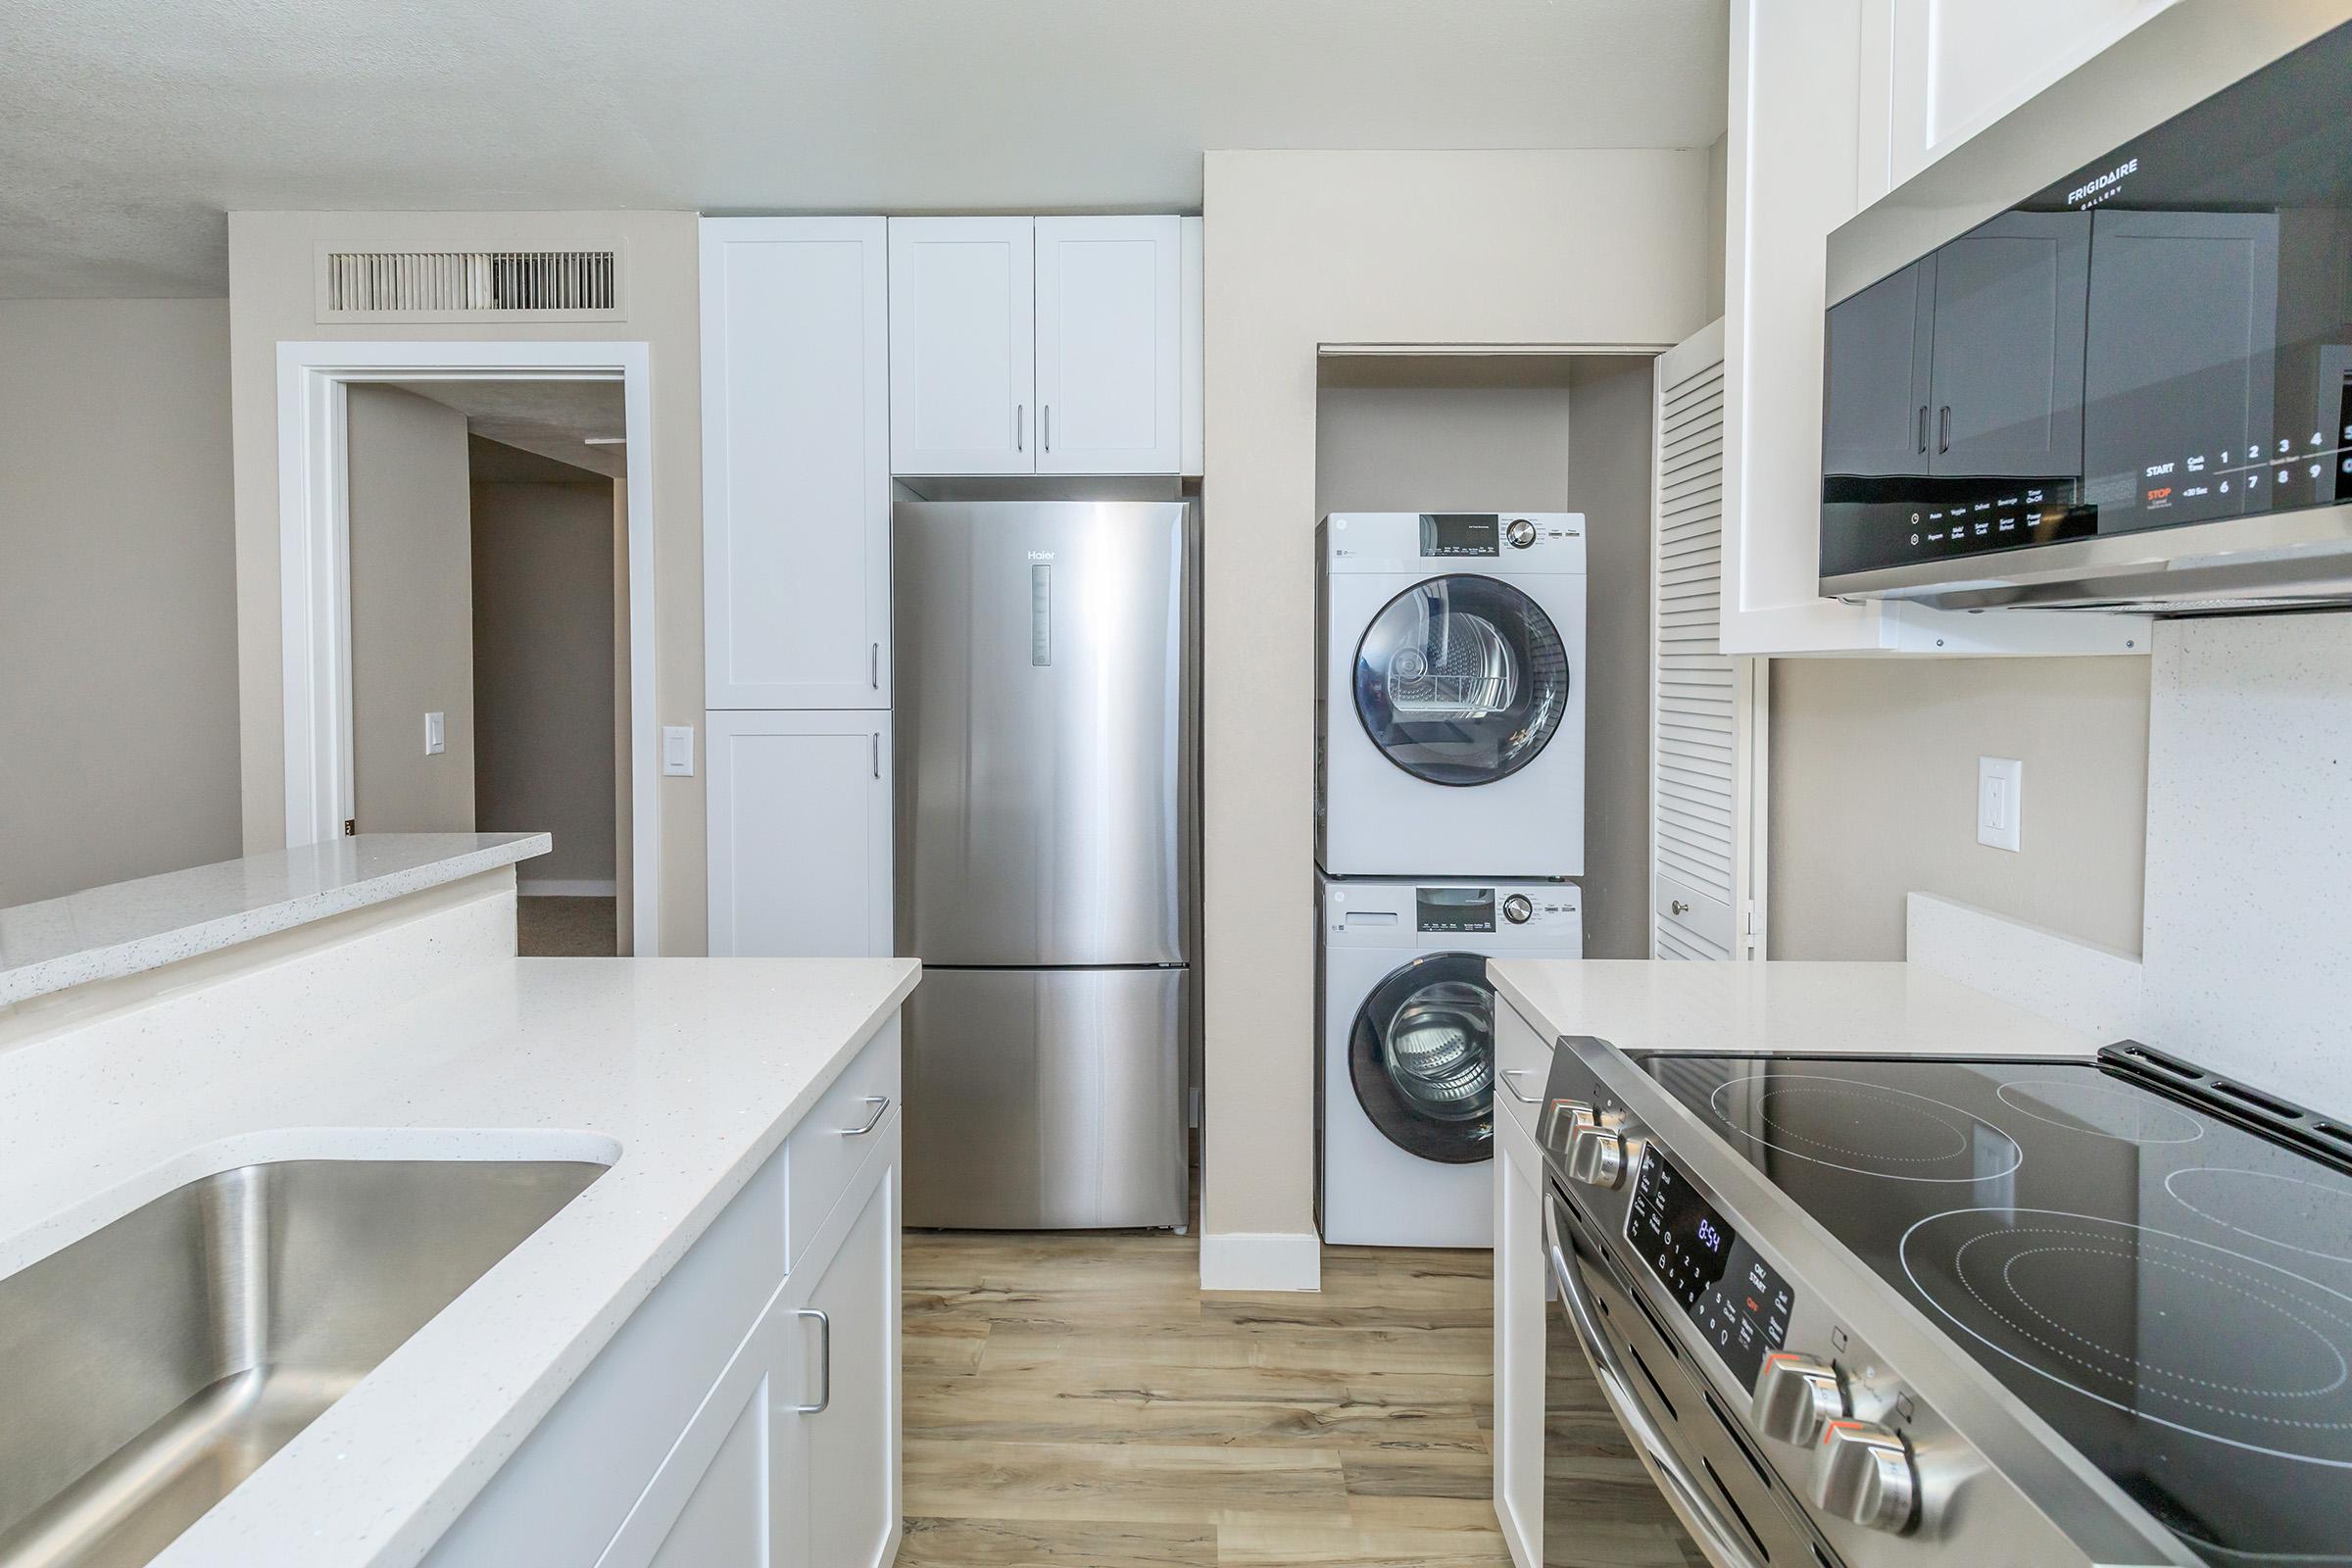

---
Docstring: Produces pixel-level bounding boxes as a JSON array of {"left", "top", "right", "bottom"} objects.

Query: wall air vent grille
[{"left": 318, "top": 248, "right": 620, "bottom": 321}]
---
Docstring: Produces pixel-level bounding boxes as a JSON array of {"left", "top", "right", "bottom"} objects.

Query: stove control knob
[
  {"left": 1566, "top": 1125, "right": 1626, "bottom": 1189},
  {"left": 1541, "top": 1098, "right": 1595, "bottom": 1146},
  {"left": 1815, "top": 1421, "right": 1918, "bottom": 1535},
  {"left": 1506, "top": 517, "right": 1539, "bottom": 549},
  {"left": 1752, "top": 1352, "right": 1845, "bottom": 1446},
  {"left": 1501, "top": 893, "right": 1534, "bottom": 924}
]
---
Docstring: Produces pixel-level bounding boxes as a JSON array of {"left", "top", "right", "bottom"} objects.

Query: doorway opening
[{"left": 275, "top": 343, "right": 656, "bottom": 954}]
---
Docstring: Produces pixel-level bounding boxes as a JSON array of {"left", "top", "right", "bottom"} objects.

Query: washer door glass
[
  {"left": 1348, "top": 953, "right": 1494, "bottom": 1163},
  {"left": 1354, "top": 575, "right": 1569, "bottom": 786}
]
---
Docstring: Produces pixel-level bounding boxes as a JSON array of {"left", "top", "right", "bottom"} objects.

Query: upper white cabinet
[
  {"left": 702, "top": 218, "right": 892, "bottom": 710},
  {"left": 888, "top": 218, "right": 1037, "bottom": 476},
  {"left": 1034, "top": 217, "right": 1183, "bottom": 474},
  {"left": 1874, "top": 0, "right": 2179, "bottom": 198},
  {"left": 1723, "top": 1, "right": 2146, "bottom": 657},
  {"left": 889, "top": 216, "right": 1193, "bottom": 476}
]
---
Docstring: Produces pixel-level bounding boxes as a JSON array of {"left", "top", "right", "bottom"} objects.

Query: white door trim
[{"left": 275, "top": 339, "right": 659, "bottom": 953}]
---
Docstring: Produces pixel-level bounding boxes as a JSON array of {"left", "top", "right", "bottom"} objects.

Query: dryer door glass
[
  {"left": 1354, "top": 575, "right": 1569, "bottom": 786},
  {"left": 1348, "top": 953, "right": 1494, "bottom": 1163}
]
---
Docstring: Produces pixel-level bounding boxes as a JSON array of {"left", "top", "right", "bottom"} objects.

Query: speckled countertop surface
[
  {"left": 1488, "top": 959, "right": 2105, "bottom": 1060},
  {"left": 0, "top": 833, "right": 552, "bottom": 1006},
  {"left": 0, "top": 953, "right": 920, "bottom": 1568}
]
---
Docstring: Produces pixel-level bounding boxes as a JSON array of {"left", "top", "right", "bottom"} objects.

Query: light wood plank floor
[{"left": 902, "top": 1224, "right": 1702, "bottom": 1566}]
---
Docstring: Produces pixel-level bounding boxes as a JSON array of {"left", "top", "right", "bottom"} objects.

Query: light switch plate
[
  {"left": 661, "top": 724, "right": 696, "bottom": 777},
  {"left": 424, "top": 711, "right": 445, "bottom": 756},
  {"left": 1978, "top": 757, "right": 2023, "bottom": 852}
]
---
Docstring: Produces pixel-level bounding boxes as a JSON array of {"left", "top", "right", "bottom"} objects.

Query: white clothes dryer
[{"left": 1318, "top": 513, "right": 1588, "bottom": 879}]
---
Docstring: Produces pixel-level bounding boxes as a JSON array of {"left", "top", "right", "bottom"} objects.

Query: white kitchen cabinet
[
  {"left": 419, "top": 1025, "right": 903, "bottom": 1568},
  {"left": 783, "top": 1142, "right": 901, "bottom": 1568},
  {"left": 701, "top": 218, "right": 892, "bottom": 710},
  {"left": 889, "top": 218, "right": 1036, "bottom": 475},
  {"left": 1872, "top": 0, "right": 2179, "bottom": 198},
  {"left": 707, "top": 710, "right": 892, "bottom": 958},
  {"left": 889, "top": 215, "right": 1192, "bottom": 476},
  {"left": 1493, "top": 1056, "right": 1548, "bottom": 1568},
  {"left": 1034, "top": 216, "right": 1183, "bottom": 475},
  {"left": 1723, "top": 2, "right": 2147, "bottom": 657}
]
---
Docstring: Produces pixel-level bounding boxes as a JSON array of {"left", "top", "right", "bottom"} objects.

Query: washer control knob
[
  {"left": 1501, "top": 893, "right": 1534, "bottom": 924},
  {"left": 1506, "top": 517, "right": 1539, "bottom": 549},
  {"left": 1752, "top": 1352, "right": 1845, "bottom": 1446},
  {"left": 1566, "top": 1125, "right": 1626, "bottom": 1189},
  {"left": 1815, "top": 1421, "right": 1919, "bottom": 1535}
]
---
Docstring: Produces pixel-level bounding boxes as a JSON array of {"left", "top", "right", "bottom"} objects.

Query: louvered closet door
[{"left": 1651, "top": 320, "right": 1766, "bottom": 961}]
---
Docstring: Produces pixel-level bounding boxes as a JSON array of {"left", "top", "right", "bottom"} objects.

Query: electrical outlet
[{"left": 1978, "top": 757, "right": 2023, "bottom": 852}]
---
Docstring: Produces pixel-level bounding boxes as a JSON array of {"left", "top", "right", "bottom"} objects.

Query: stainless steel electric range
[{"left": 1537, "top": 1035, "right": 2352, "bottom": 1568}]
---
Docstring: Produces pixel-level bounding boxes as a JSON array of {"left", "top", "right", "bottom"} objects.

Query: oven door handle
[{"left": 1545, "top": 1193, "right": 1767, "bottom": 1568}]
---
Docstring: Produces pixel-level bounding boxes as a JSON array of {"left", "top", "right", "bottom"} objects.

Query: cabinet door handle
[
  {"left": 870, "top": 732, "right": 880, "bottom": 780},
  {"left": 1043, "top": 404, "right": 1052, "bottom": 453},
  {"left": 869, "top": 641, "right": 880, "bottom": 689},
  {"left": 1936, "top": 405, "right": 1951, "bottom": 456},
  {"left": 1915, "top": 405, "right": 1928, "bottom": 455},
  {"left": 837, "top": 1094, "right": 889, "bottom": 1136},
  {"left": 1015, "top": 404, "right": 1025, "bottom": 452},
  {"left": 1500, "top": 1068, "right": 1544, "bottom": 1105},
  {"left": 793, "top": 1308, "right": 831, "bottom": 1414},
  {"left": 1670, "top": 899, "right": 1690, "bottom": 916}
]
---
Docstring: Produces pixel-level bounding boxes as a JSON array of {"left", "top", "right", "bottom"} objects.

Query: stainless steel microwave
[{"left": 1818, "top": 14, "right": 2352, "bottom": 613}]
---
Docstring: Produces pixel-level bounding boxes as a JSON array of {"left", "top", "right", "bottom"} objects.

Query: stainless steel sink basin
[{"left": 0, "top": 1158, "right": 607, "bottom": 1568}]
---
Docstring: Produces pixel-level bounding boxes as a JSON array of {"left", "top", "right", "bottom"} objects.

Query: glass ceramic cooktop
[{"left": 1644, "top": 1054, "right": 2352, "bottom": 1567}]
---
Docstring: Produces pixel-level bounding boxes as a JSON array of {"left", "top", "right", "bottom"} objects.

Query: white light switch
[
  {"left": 424, "top": 711, "right": 445, "bottom": 756},
  {"left": 662, "top": 724, "right": 696, "bottom": 777},
  {"left": 1978, "top": 757, "right": 2023, "bottom": 852}
]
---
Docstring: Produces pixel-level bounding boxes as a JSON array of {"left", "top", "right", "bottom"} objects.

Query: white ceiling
[
  {"left": 388, "top": 379, "right": 627, "bottom": 477},
  {"left": 0, "top": 0, "right": 1729, "bottom": 298}
]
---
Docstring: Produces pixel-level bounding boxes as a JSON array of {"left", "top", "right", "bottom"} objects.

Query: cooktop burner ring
[
  {"left": 2166, "top": 1167, "right": 2352, "bottom": 1267},
  {"left": 1903, "top": 1207, "right": 2352, "bottom": 1467},
  {"left": 1707, "top": 1073, "right": 2023, "bottom": 1183},
  {"left": 1995, "top": 1076, "right": 2206, "bottom": 1145}
]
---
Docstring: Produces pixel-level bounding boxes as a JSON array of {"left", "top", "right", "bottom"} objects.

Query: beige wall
[
  {"left": 0, "top": 299, "right": 241, "bottom": 906},
  {"left": 1767, "top": 657, "right": 2151, "bottom": 959},
  {"left": 225, "top": 210, "right": 706, "bottom": 952},
  {"left": 471, "top": 479, "right": 616, "bottom": 885},
  {"left": 346, "top": 386, "right": 474, "bottom": 833},
  {"left": 1201, "top": 149, "right": 1711, "bottom": 1265},
  {"left": 1566, "top": 356, "right": 1657, "bottom": 959}
]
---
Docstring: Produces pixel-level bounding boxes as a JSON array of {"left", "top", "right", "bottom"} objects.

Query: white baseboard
[
  {"left": 519, "top": 878, "right": 618, "bottom": 899},
  {"left": 1199, "top": 1231, "right": 1321, "bottom": 1293},
  {"left": 1906, "top": 893, "right": 2143, "bottom": 1040}
]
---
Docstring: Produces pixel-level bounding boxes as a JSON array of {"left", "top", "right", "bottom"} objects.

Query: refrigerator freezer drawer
[{"left": 904, "top": 966, "right": 1188, "bottom": 1230}]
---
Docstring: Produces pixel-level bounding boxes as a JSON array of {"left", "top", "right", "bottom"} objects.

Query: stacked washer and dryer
[{"left": 1316, "top": 513, "right": 1588, "bottom": 1248}]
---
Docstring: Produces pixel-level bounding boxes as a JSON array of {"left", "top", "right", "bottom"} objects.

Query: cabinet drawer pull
[
  {"left": 793, "top": 1308, "right": 831, "bottom": 1414},
  {"left": 1500, "top": 1068, "right": 1544, "bottom": 1105},
  {"left": 838, "top": 1094, "right": 889, "bottom": 1136}
]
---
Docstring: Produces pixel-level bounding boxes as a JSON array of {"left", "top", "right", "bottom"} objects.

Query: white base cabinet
[
  {"left": 1493, "top": 1058, "right": 1548, "bottom": 1568},
  {"left": 421, "top": 1023, "right": 903, "bottom": 1568}
]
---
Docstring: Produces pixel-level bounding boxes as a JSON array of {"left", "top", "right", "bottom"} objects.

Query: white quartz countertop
[
  {"left": 0, "top": 953, "right": 920, "bottom": 1568},
  {"left": 1488, "top": 958, "right": 2108, "bottom": 1061},
  {"left": 0, "top": 833, "right": 551, "bottom": 1006}
]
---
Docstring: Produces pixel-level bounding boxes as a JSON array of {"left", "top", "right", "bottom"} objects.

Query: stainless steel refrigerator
[{"left": 894, "top": 500, "right": 1193, "bottom": 1230}]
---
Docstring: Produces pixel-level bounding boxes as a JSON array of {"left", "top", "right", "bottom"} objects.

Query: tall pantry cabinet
[{"left": 701, "top": 218, "right": 895, "bottom": 956}]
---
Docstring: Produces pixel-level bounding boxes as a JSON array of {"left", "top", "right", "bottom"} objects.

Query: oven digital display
[
  {"left": 1626, "top": 1147, "right": 1794, "bottom": 1390},
  {"left": 1420, "top": 514, "right": 1500, "bottom": 557}
]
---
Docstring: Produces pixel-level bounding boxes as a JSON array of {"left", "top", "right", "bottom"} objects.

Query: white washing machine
[
  {"left": 1318, "top": 513, "right": 1587, "bottom": 878},
  {"left": 1319, "top": 874, "right": 1582, "bottom": 1248}
]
